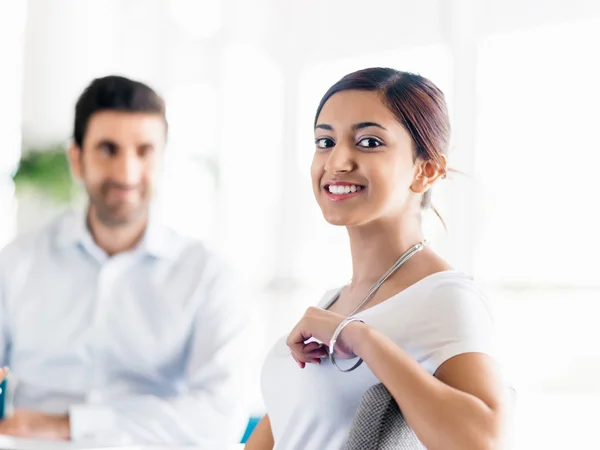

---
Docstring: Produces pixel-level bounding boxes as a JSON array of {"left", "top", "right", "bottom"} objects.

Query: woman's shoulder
[
  {"left": 315, "top": 271, "right": 491, "bottom": 321},
  {"left": 416, "top": 272, "right": 499, "bottom": 374},
  {"left": 420, "top": 270, "right": 491, "bottom": 312},
  {"left": 362, "top": 270, "right": 493, "bottom": 324},
  {"left": 405, "top": 271, "right": 496, "bottom": 340}
]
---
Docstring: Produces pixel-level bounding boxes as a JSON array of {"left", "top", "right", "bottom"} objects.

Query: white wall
[
  {"left": 21, "top": 0, "right": 167, "bottom": 148},
  {"left": 482, "top": 0, "right": 600, "bottom": 34},
  {"left": 20, "top": 0, "right": 600, "bottom": 147},
  {"left": 0, "top": 2, "right": 27, "bottom": 248}
]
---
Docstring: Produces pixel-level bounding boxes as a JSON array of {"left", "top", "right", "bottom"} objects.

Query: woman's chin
[{"left": 322, "top": 211, "right": 362, "bottom": 227}]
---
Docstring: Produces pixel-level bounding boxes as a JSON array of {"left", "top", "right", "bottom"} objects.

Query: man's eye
[
  {"left": 138, "top": 145, "right": 154, "bottom": 157},
  {"left": 100, "top": 144, "right": 117, "bottom": 155}
]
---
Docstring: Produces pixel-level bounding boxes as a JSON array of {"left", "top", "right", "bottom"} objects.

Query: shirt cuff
[{"left": 69, "top": 404, "right": 119, "bottom": 442}]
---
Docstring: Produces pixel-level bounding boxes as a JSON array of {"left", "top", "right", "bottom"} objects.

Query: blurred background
[{"left": 1, "top": 0, "right": 599, "bottom": 448}]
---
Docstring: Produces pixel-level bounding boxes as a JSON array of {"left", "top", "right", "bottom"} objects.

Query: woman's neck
[{"left": 347, "top": 214, "right": 424, "bottom": 286}]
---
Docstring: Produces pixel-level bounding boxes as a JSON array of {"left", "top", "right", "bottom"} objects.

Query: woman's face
[{"left": 311, "top": 89, "right": 430, "bottom": 227}]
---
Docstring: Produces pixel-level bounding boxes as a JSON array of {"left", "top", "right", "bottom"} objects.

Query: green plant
[{"left": 12, "top": 145, "right": 77, "bottom": 203}]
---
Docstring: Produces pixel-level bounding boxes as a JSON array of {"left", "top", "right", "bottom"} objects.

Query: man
[{"left": 0, "top": 76, "right": 251, "bottom": 445}]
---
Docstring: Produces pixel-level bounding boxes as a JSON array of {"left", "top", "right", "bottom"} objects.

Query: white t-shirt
[{"left": 261, "top": 271, "right": 497, "bottom": 450}]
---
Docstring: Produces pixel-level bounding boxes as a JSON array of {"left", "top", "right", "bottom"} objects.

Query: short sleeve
[{"left": 408, "top": 277, "right": 497, "bottom": 375}]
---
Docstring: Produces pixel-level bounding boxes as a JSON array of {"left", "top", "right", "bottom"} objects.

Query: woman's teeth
[{"left": 327, "top": 185, "right": 363, "bottom": 194}]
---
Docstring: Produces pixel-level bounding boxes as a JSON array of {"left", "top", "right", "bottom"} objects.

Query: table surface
[{"left": 0, "top": 436, "right": 244, "bottom": 450}]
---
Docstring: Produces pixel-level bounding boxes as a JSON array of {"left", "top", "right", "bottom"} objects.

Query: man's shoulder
[
  {"left": 0, "top": 212, "right": 71, "bottom": 269},
  {"left": 165, "top": 228, "right": 212, "bottom": 254},
  {"left": 161, "top": 227, "right": 226, "bottom": 270},
  {"left": 158, "top": 229, "right": 239, "bottom": 301}
]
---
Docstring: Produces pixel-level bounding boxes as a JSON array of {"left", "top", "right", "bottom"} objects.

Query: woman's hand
[
  {"left": 286, "top": 307, "right": 367, "bottom": 368},
  {"left": 0, "top": 367, "right": 7, "bottom": 384}
]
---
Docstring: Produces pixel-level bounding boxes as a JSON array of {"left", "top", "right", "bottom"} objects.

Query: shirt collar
[
  {"left": 55, "top": 205, "right": 179, "bottom": 261},
  {"left": 139, "top": 213, "right": 180, "bottom": 260}
]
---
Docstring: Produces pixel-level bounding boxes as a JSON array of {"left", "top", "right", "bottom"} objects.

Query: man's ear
[
  {"left": 67, "top": 144, "right": 83, "bottom": 181},
  {"left": 410, "top": 155, "right": 447, "bottom": 193}
]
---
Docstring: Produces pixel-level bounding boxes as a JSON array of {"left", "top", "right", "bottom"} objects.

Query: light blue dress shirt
[{"left": 0, "top": 209, "right": 251, "bottom": 446}]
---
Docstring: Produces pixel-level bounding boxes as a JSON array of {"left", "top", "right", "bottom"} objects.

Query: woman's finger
[
  {"left": 287, "top": 324, "right": 311, "bottom": 357},
  {"left": 286, "top": 315, "right": 322, "bottom": 358},
  {"left": 291, "top": 353, "right": 306, "bottom": 369},
  {"left": 302, "top": 341, "right": 323, "bottom": 353},
  {"left": 291, "top": 351, "right": 312, "bottom": 363},
  {"left": 292, "top": 349, "right": 324, "bottom": 365},
  {"left": 303, "top": 348, "right": 328, "bottom": 359}
]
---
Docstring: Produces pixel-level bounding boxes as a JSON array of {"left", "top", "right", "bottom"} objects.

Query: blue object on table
[
  {"left": 240, "top": 416, "right": 261, "bottom": 443},
  {"left": 0, "top": 379, "right": 6, "bottom": 420}
]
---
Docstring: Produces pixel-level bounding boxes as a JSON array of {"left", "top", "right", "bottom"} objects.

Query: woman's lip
[
  {"left": 323, "top": 187, "right": 366, "bottom": 202},
  {"left": 322, "top": 181, "right": 365, "bottom": 187}
]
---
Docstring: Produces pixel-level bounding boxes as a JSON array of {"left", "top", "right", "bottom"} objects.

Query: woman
[{"left": 247, "top": 68, "right": 509, "bottom": 449}]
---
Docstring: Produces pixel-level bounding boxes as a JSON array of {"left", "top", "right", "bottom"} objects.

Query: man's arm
[
  {"left": 0, "top": 236, "right": 34, "bottom": 373},
  {"left": 0, "top": 286, "right": 8, "bottom": 413},
  {"left": 0, "top": 290, "right": 8, "bottom": 372},
  {"left": 0, "top": 246, "right": 12, "bottom": 372},
  {"left": 68, "top": 262, "right": 253, "bottom": 445}
]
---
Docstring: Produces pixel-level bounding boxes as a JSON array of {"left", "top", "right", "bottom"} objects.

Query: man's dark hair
[{"left": 73, "top": 75, "right": 167, "bottom": 148}]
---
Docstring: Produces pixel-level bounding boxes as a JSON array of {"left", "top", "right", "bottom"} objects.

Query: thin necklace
[{"left": 342, "top": 239, "right": 428, "bottom": 317}]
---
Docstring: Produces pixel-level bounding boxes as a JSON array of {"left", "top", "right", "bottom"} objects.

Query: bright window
[
  {"left": 0, "top": 2, "right": 26, "bottom": 248},
  {"left": 475, "top": 17, "right": 600, "bottom": 287},
  {"left": 167, "top": 0, "right": 222, "bottom": 39},
  {"left": 218, "top": 42, "right": 284, "bottom": 287},
  {"left": 160, "top": 83, "right": 219, "bottom": 243},
  {"left": 476, "top": 18, "right": 600, "bottom": 449}
]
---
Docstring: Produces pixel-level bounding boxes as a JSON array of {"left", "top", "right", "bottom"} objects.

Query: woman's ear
[{"left": 410, "top": 155, "right": 447, "bottom": 193}]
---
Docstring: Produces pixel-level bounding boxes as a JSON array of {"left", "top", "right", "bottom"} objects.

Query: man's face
[{"left": 69, "top": 110, "right": 167, "bottom": 227}]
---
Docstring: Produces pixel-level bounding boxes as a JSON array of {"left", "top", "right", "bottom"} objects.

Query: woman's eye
[
  {"left": 357, "top": 138, "right": 382, "bottom": 149},
  {"left": 315, "top": 138, "right": 335, "bottom": 149}
]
